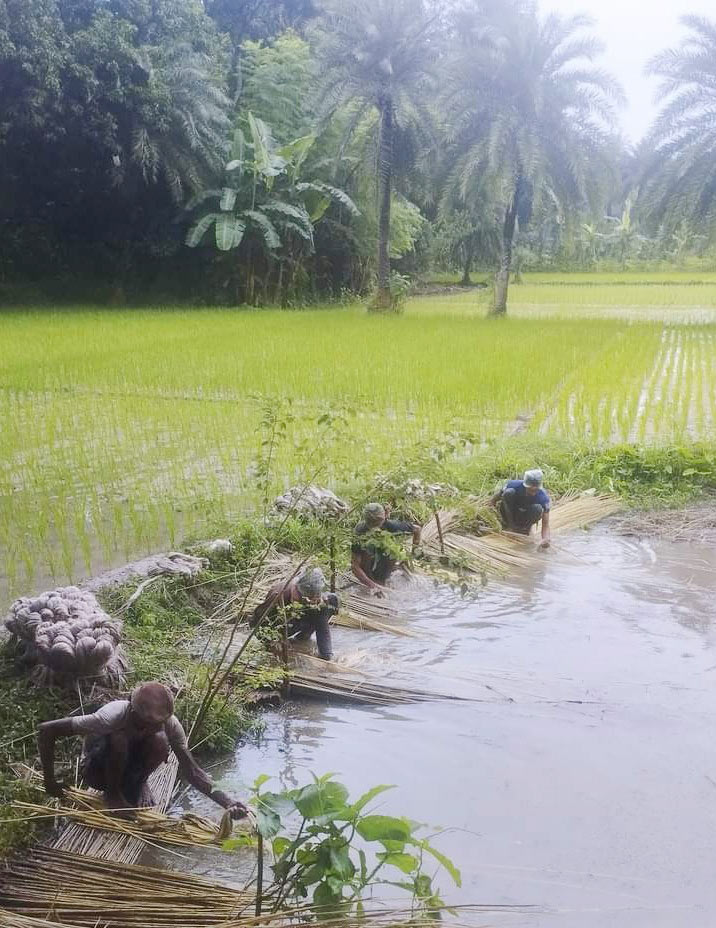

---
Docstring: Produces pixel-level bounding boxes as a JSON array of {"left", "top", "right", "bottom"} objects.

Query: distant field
[{"left": 1, "top": 274, "right": 715, "bottom": 592}]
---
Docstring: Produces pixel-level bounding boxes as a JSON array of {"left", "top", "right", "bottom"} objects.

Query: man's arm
[
  {"left": 350, "top": 551, "right": 384, "bottom": 592},
  {"left": 174, "top": 745, "right": 248, "bottom": 817},
  {"left": 38, "top": 719, "right": 76, "bottom": 796},
  {"left": 489, "top": 489, "right": 503, "bottom": 507},
  {"left": 540, "top": 509, "right": 551, "bottom": 548},
  {"left": 411, "top": 524, "right": 422, "bottom": 548},
  {"left": 250, "top": 584, "right": 283, "bottom": 627}
]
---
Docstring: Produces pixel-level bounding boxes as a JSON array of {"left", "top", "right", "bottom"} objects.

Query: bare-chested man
[{"left": 38, "top": 682, "right": 248, "bottom": 816}]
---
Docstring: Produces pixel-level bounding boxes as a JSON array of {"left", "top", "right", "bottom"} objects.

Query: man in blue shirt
[{"left": 490, "top": 469, "right": 551, "bottom": 548}]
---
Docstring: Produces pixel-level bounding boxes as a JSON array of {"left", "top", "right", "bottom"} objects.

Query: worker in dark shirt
[
  {"left": 490, "top": 469, "right": 551, "bottom": 548},
  {"left": 250, "top": 567, "right": 338, "bottom": 661},
  {"left": 351, "top": 503, "right": 422, "bottom": 593}
]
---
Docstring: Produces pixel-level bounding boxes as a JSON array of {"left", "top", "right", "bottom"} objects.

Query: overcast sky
[{"left": 542, "top": 0, "right": 713, "bottom": 143}]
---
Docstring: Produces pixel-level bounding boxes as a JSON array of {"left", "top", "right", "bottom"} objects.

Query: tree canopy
[{"left": 0, "top": 0, "right": 714, "bottom": 309}]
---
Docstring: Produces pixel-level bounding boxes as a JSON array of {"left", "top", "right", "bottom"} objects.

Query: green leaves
[
  {"left": 356, "top": 814, "right": 413, "bottom": 846},
  {"left": 215, "top": 215, "right": 246, "bottom": 251},
  {"left": 185, "top": 212, "right": 220, "bottom": 247},
  {"left": 377, "top": 851, "right": 418, "bottom": 873},
  {"left": 292, "top": 780, "right": 349, "bottom": 822}
]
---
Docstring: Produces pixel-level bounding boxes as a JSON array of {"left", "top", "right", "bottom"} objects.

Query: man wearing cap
[
  {"left": 250, "top": 567, "right": 338, "bottom": 661},
  {"left": 38, "top": 682, "right": 249, "bottom": 815},
  {"left": 351, "top": 503, "right": 422, "bottom": 592},
  {"left": 491, "top": 470, "right": 551, "bottom": 548}
]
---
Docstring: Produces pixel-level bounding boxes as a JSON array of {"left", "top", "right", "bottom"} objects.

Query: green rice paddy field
[{"left": 2, "top": 272, "right": 716, "bottom": 594}]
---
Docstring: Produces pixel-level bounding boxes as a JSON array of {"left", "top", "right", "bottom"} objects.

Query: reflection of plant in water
[{"left": 224, "top": 773, "right": 461, "bottom": 918}]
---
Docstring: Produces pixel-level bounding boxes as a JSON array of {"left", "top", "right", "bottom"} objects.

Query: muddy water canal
[{"left": 155, "top": 527, "right": 716, "bottom": 927}]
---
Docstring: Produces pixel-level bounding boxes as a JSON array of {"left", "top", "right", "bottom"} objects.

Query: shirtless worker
[
  {"left": 38, "top": 681, "right": 248, "bottom": 816},
  {"left": 250, "top": 567, "right": 339, "bottom": 661},
  {"left": 490, "top": 468, "right": 551, "bottom": 549},
  {"left": 351, "top": 503, "right": 422, "bottom": 593}
]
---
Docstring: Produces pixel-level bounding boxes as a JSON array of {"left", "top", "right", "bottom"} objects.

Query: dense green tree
[
  {"left": 440, "top": 0, "right": 620, "bottom": 313},
  {"left": 310, "top": 0, "right": 437, "bottom": 310},
  {"left": 0, "top": 0, "right": 230, "bottom": 299},
  {"left": 640, "top": 16, "right": 716, "bottom": 238}
]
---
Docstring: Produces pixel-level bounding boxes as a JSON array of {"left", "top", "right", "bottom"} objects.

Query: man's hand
[
  {"left": 211, "top": 789, "right": 249, "bottom": 819},
  {"left": 44, "top": 778, "right": 65, "bottom": 799},
  {"left": 412, "top": 545, "right": 425, "bottom": 560},
  {"left": 227, "top": 800, "right": 249, "bottom": 820},
  {"left": 371, "top": 587, "right": 386, "bottom": 598},
  {"left": 539, "top": 539, "right": 551, "bottom": 550}
]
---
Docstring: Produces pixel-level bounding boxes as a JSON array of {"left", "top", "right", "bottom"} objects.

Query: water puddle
[{"left": 149, "top": 527, "right": 716, "bottom": 926}]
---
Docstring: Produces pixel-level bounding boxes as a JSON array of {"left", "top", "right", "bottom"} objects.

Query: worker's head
[
  {"left": 363, "top": 503, "right": 387, "bottom": 528},
  {"left": 523, "top": 469, "right": 544, "bottom": 497},
  {"left": 129, "top": 682, "right": 174, "bottom": 734},
  {"left": 297, "top": 567, "right": 327, "bottom": 604}
]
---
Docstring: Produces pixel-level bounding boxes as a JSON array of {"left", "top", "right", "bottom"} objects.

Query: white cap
[{"left": 523, "top": 469, "right": 544, "bottom": 488}]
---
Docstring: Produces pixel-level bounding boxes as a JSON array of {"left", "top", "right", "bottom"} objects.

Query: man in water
[
  {"left": 38, "top": 681, "right": 249, "bottom": 815},
  {"left": 491, "top": 469, "right": 551, "bottom": 548},
  {"left": 351, "top": 503, "right": 422, "bottom": 593},
  {"left": 250, "top": 567, "right": 338, "bottom": 661}
]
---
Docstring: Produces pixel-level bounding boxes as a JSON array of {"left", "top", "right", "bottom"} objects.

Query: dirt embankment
[{"left": 613, "top": 504, "right": 716, "bottom": 543}]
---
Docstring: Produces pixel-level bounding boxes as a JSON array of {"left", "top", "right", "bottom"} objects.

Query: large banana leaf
[
  {"left": 186, "top": 212, "right": 220, "bottom": 247},
  {"left": 215, "top": 215, "right": 246, "bottom": 251}
]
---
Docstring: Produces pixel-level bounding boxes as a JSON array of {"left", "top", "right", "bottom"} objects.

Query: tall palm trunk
[
  {"left": 372, "top": 94, "right": 393, "bottom": 311},
  {"left": 491, "top": 199, "right": 518, "bottom": 315},
  {"left": 461, "top": 239, "right": 475, "bottom": 285}
]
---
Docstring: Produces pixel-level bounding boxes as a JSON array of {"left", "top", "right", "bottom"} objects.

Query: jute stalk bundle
[
  {"left": 0, "top": 846, "right": 253, "bottom": 928},
  {"left": 51, "top": 756, "right": 178, "bottom": 864},
  {"left": 13, "top": 768, "right": 253, "bottom": 851},
  {"left": 423, "top": 494, "right": 622, "bottom": 575},
  {"left": 0, "top": 847, "right": 530, "bottom": 928}
]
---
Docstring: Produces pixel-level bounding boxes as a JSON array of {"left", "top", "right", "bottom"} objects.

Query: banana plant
[{"left": 186, "top": 112, "right": 357, "bottom": 255}]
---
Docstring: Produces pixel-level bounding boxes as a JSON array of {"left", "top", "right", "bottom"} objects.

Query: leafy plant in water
[{"left": 224, "top": 773, "right": 461, "bottom": 918}]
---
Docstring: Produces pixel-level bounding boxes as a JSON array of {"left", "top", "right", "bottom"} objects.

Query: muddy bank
[
  {"left": 613, "top": 503, "right": 716, "bottom": 543},
  {"left": 149, "top": 525, "right": 716, "bottom": 928}
]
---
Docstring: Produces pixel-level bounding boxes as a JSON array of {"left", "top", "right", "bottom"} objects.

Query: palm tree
[
  {"left": 440, "top": 0, "right": 620, "bottom": 314},
  {"left": 311, "top": 0, "right": 436, "bottom": 310},
  {"left": 123, "top": 42, "right": 232, "bottom": 202},
  {"left": 641, "top": 16, "right": 716, "bottom": 234}
]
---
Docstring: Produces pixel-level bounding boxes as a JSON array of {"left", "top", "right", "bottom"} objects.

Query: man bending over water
[
  {"left": 491, "top": 469, "right": 551, "bottom": 549},
  {"left": 39, "top": 682, "right": 248, "bottom": 816},
  {"left": 351, "top": 503, "right": 422, "bottom": 593},
  {"left": 251, "top": 567, "right": 339, "bottom": 661}
]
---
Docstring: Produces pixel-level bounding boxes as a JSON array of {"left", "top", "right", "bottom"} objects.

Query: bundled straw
[
  {"left": 13, "top": 768, "right": 251, "bottom": 851},
  {"left": 423, "top": 494, "right": 622, "bottom": 576},
  {"left": 0, "top": 848, "right": 532, "bottom": 928},
  {"left": 51, "top": 756, "right": 178, "bottom": 864},
  {"left": 0, "top": 847, "right": 252, "bottom": 928}
]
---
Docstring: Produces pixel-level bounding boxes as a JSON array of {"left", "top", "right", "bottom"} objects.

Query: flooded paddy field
[{"left": 153, "top": 526, "right": 716, "bottom": 927}]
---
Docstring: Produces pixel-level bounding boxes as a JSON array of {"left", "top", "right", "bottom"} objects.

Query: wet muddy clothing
[
  {"left": 499, "top": 481, "right": 551, "bottom": 534},
  {"left": 71, "top": 701, "right": 186, "bottom": 805},
  {"left": 251, "top": 583, "right": 338, "bottom": 660},
  {"left": 81, "top": 731, "right": 168, "bottom": 805},
  {"left": 352, "top": 519, "right": 414, "bottom": 584}
]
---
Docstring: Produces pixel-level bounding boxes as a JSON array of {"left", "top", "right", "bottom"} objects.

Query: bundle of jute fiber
[
  {"left": 5, "top": 586, "right": 126, "bottom": 684},
  {"left": 0, "top": 846, "right": 254, "bottom": 928},
  {"left": 13, "top": 782, "right": 253, "bottom": 850}
]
